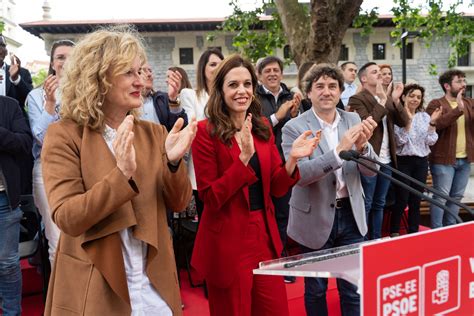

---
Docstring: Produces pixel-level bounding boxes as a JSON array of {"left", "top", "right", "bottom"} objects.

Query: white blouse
[{"left": 102, "top": 125, "right": 172, "bottom": 316}]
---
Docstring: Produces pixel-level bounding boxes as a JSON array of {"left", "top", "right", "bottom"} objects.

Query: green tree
[
  {"left": 32, "top": 69, "right": 48, "bottom": 88},
  {"left": 217, "top": 0, "right": 473, "bottom": 68}
]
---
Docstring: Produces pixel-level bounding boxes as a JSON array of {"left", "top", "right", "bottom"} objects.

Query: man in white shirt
[{"left": 282, "top": 63, "right": 377, "bottom": 316}]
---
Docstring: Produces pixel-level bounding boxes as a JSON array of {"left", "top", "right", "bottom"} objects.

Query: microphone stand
[
  {"left": 348, "top": 150, "right": 473, "bottom": 218},
  {"left": 339, "top": 151, "right": 464, "bottom": 223}
]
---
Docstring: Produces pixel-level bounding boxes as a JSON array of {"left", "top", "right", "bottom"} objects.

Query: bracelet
[{"left": 429, "top": 122, "right": 436, "bottom": 127}]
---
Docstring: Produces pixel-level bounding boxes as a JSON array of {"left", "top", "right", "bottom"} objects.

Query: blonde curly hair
[{"left": 60, "top": 25, "right": 147, "bottom": 131}]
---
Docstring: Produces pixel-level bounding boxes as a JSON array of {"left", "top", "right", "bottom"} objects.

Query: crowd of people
[{"left": 0, "top": 25, "right": 472, "bottom": 316}]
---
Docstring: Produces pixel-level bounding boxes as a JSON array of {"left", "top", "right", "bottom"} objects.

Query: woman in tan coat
[{"left": 41, "top": 26, "right": 196, "bottom": 315}]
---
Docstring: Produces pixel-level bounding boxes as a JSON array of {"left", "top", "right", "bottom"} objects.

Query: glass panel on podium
[{"left": 253, "top": 242, "right": 365, "bottom": 286}]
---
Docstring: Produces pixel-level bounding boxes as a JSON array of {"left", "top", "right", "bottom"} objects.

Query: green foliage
[
  {"left": 353, "top": 7, "right": 379, "bottom": 36},
  {"left": 390, "top": 0, "right": 474, "bottom": 71},
  {"left": 218, "top": 0, "right": 472, "bottom": 73},
  {"left": 0, "top": 22, "right": 4, "bottom": 34},
  {"left": 212, "top": 0, "right": 287, "bottom": 63},
  {"left": 32, "top": 69, "right": 48, "bottom": 88}
]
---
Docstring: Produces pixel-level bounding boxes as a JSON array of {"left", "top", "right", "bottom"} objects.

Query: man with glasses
[{"left": 426, "top": 69, "right": 474, "bottom": 228}]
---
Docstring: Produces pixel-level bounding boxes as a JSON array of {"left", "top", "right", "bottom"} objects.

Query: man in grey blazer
[{"left": 282, "top": 64, "right": 378, "bottom": 316}]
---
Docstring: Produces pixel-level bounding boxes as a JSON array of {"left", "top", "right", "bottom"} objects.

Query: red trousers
[{"left": 206, "top": 210, "right": 289, "bottom": 316}]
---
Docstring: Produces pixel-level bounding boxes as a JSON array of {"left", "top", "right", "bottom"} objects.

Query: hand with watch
[{"left": 167, "top": 69, "right": 182, "bottom": 106}]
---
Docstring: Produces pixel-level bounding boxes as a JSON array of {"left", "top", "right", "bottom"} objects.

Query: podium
[
  {"left": 254, "top": 222, "right": 474, "bottom": 315},
  {"left": 254, "top": 242, "right": 363, "bottom": 286}
]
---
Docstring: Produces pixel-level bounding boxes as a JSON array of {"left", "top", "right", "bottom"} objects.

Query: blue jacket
[{"left": 152, "top": 91, "right": 188, "bottom": 131}]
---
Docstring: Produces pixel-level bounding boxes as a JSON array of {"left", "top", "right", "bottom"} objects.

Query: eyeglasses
[{"left": 53, "top": 55, "right": 67, "bottom": 62}]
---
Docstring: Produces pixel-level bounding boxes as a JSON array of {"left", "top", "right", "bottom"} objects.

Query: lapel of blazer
[
  {"left": 5, "top": 64, "right": 11, "bottom": 95},
  {"left": 253, "top": 132, "right": 270, "bottom": 201},
  {"left": 306, "top": 110, "right": 330, "bottom": 154},
  {"left": 79, "top": 126, "right": 137, "bottom": 306},
  {"left": 337, "top": 109, "right": 351, "bottom": 145},
  {"left": 229, "top": 136, "right": 250, "bottom": 207}
]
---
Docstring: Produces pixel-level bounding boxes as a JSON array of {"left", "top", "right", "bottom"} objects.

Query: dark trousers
[
  {"left": 300, "top": 202, "right": 363, "bottom": 316},
  {"left": 390, "top": 155, "right": 428, "bottom": 234}
]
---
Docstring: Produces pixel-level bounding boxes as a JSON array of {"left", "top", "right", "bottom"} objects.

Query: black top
[{"left": 248, "top": 152, "right": 265, "bottom": 211}]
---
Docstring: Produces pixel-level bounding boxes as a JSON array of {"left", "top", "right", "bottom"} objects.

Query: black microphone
[
  {"left": 338, "top": 150, "right": 465, "bottom": 223},
  {"left": 353, "top": 151, "right": 473, "bottom": 218},
  {"left": 338, "top": 150, "right": 354, "bottom": 161}
]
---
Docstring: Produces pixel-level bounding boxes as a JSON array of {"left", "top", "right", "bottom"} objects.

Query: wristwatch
[{"left": 169, "top": 97, "right": 180, "bottom": 106}]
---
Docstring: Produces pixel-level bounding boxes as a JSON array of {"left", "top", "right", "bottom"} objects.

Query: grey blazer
[{"left": 282, "top": 109, "right": 378, "bottom": 250}]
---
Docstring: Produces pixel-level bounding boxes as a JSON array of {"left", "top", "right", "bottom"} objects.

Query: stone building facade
[{"left": 20, "top": 17, "right": 473, "bottom": 101}]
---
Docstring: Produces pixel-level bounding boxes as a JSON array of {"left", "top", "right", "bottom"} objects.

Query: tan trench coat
[{"left": 41, "top": 119, "right": 192, "bottom": 315}]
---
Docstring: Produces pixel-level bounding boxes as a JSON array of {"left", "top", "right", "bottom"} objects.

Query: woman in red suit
[{"left": 191, "top": 54, "right": 320, "bottom": 316}]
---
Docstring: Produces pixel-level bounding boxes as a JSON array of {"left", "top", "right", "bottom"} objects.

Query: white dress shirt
[
  {"left": 261, "top": 85, "right": 284, "bottom": 127},
  {"left": 102, "top": 125, "right": 172, "bottom": 316},
  {"left": 312, "top": 109, "right": 349, "bottom": 199},
  {"left": 141, "top": 95, "right": 160, "bottom": 124}
]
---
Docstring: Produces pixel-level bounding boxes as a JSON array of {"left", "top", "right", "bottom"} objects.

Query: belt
[{"left": 335, "top": 197, "right": 351, "bottom": 209}]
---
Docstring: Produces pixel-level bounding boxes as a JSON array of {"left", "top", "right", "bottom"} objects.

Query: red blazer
[{"left": 191, "top": 119, "right": 300, "bottom": 288}]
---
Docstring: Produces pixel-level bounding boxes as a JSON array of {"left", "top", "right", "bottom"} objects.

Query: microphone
[
  {"left": 338, "top": 150, "right": 466, "bottom": 223},
  {"left": 352, "top": 151, "right": 473, "bottom": 218},
  {"left": 338, "top": 150, "right": 354, "bottom": 161}
]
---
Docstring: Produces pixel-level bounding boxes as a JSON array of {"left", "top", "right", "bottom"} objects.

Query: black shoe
[{"left": 284, "top": 276, "right": 296, "bottom": 283}]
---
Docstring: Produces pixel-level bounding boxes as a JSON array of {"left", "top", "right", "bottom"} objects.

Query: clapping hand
[
  {"left": 114, "top": 115, "right": 136, "bottom": 179},
  {"left": 165, "top": 116, "right": 198, "bottom": 164},
  {"left": 391, "top": 82, "right": 404, "bottom": 106},
  {"left": 290, "top": 93, "right": 302, "bottom": 118},
  {"left": 354, "top": 116, "right": 377, "bottom": 152},
  {"left": 9, "top": 54, "right": 21, "bottom": 81},
  {"left": 237, "top": 114, "right": 255, "bottom": 165},
  {"left": 430, "top": 107, "right": 442, "bottom": 124},
  {"left": 289, "top": 130, "right": 321, "bottom": 160},
  {"left": 456, "top": 89, "right": 465, "bottom": 110},
  {"left": 43, "top": 74, "right": 59, "bottom": 114},
  {"left": 375, "top": 82, "right": 387, "bottom": 106},
  {"left": 167, "top": 70, "right": 182, "bottom": 102}
]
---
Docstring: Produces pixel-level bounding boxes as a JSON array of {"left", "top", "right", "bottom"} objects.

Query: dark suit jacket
[
  {"left": 5, "top": 65, "right": 33, "bottom": 109},
  {"left": 5, "top": 65, "right": 34, "bottom": 193},
  {"left": 191, "top": 119, "right": 299, "bottom": 288},
  {"left": 0, "top": 96, "right": 32, "bottom": 208},
  {"left": 348, "top": 89, "right": 409, "bottom": 167},
  {"left": 256, "top": 83, "right": 294, "bottom": 161},
  {"left": 152, "top": 91, "right": 188, "bottom": 132}
]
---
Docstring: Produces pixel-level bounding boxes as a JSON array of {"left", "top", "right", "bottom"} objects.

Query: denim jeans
[
  {"left": 361, "top": 164, "right": 392, "bottom": 239},
  {"left": 300, "top": 203, "right": 364, "bottom": 316},
  {"left": 430, "top": 159, "right": 471, "bottom": 228},
  {"left": 0, "top": 191, "right": 23, "bottom": 316}
]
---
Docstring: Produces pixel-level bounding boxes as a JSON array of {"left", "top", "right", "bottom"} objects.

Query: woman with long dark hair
[{"left": 191, "top": 54, "right": 319, "bottom": 315}]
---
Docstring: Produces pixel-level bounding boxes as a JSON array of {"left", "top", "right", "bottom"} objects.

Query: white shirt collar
[{"left": 311, "top": 108, "right": 341, "bottom": 130}]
